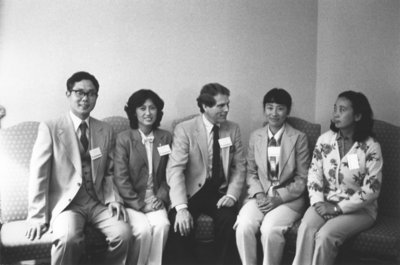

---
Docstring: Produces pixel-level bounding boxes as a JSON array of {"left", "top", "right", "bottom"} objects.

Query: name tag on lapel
[
  {"left": 158, "top": 145, "right": 172, "bottom": 156},
  {"left": 268, "top": 147, "right": 280, "bottom": 158},
  {"left": 347, "top": 154, "right": 359, "bottom": 170},
  {"left": 219, "top": 137, "right": 232, "bottom": 148},
  {"left": 89, "top": 147, "right": 102, "bottom": 160}
]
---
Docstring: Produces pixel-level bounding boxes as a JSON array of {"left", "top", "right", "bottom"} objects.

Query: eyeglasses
[{"left": 71, "top": 89, "right": 98, "bottom": 98}]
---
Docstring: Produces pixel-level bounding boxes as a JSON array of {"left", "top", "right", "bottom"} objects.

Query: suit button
[
  {"left": 187, "top": 194, "right": 190, "bottom": 198},
  {"left": 68, "top": 198, "right": 72, "bottom": 202},
  {"left": 77, "top": 182, "right": 81, "bottom": 186},
  {"left": 198, "top": 183, "right": 202, "bottom": 187}
]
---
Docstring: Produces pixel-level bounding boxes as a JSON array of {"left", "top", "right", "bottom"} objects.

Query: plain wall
[
  {"left": 316, "top": 0, "right": 400, "bottom": 131},
  {"left": 0, "top": 0, "right": 318, "bottom": 147},
  {"left": 1, "top": 0, "right": 399, "bottom": 147}
]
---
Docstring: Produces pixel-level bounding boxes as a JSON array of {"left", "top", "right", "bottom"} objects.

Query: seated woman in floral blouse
[{"left": 292, "top": 91, "right": 383, "bottom": 265}]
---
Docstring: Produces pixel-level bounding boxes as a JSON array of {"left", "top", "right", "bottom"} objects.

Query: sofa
[{"left": 0, "top": 115, "right": 399, "bottom": 264}]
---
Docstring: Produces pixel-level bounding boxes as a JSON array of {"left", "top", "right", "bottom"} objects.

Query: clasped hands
[
  {"left": 255, "top": 191, "right": 283, "bottom": 214},
  {"left": 174, "top": 195, "right": 235, "bottom": 237},
  {"left": 313, "top": 201, "right": 341, "bottom": 220}
]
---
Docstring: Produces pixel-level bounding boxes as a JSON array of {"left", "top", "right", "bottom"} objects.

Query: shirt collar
[
  {"left": 202, "top": 114, "right": 217, "bottom": 135},
  {"left": 69, "top": 111, "right": 90, "bottom": 132},
  {"left": 268, "top": 123, "right": 285, "bottom": 142},
  {"left": 138, "top": 129, "right": 154, "bottom": 144},
  {"left": 335, "top": 131, "right": 351, "bottom": 141}
]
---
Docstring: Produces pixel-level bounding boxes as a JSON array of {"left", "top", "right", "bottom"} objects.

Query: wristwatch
[{"left": 334, "top": 206, "right": 341, "bottom": 215}]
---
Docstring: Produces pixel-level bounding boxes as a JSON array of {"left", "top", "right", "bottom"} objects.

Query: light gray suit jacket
[
  {"left": 114, "top": 128, "right": 172, "bottom": 211},
  {"left": 246, "top": 123, "right": 310, "bottom": 212},
  {"left": 27, "top": 114, "right": 121, "bottom": 225},
  {"left": 167, "top": 115, "right": 246, "bottom": 208}
]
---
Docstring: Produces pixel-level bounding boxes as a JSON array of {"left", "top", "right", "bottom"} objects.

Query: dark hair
[
  {"left": 196, "top": 83, "right": 230, "bottom": 113},
  {"left": 330, "top": 90, "right": 374, "bottom": 142},
  {"left": 263, "top": 88, "right": 292, "bottom": 114},
  {"left": 124, "top": 89, "right": 164, "bottom": 129},
  {"left": 66, "top": 71, "right": 99, "bottom": 92}
]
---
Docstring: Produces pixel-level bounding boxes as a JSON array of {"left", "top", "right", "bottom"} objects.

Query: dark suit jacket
[
  {"left": 27, "top": 114, "right": 120, "bottom": 225},
  {"left": 167, "top": 115, "right": 246, "bottom": 208},
  {"left": 246, "top": 123, "right": 310, "bottom": 212},
  {"left": 114, "top": 128, "right": 172, "bottom": 211}
]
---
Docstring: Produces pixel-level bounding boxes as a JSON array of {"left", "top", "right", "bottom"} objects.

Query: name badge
[
  {"left": 219, "top": 137, "right": 233, "bottom": 148},
  {"left": 157, "top": 145, "right": 172, "bottom": 156},
  {"left": 89, "top": 147, "right": 102, "bottom": 160},
  {"left": 268, "top": 146, "right": 280, "bottom": 158},
  {"left": 347, "top": 154, "right": 359, "bottom": 170}
]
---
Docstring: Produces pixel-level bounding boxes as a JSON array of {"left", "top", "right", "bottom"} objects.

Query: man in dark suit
[
  {"left": 25, "top": 71, "right": 132, "bottom": 265},
  {"left": 165, "top": 83, "right": 246, "bottom": 265}
]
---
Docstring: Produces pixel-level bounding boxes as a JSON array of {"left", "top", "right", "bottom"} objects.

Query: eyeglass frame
[{"left": 70, "top": 89, "right": 98, "bottom": 98}]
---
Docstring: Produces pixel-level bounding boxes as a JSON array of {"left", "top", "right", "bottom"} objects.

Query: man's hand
[
  {"left": 25, "top": 222, "right": 48, "bottom": 241},
  {"left": 108, "top": 202, "right": 128, "bottom": 222},
  {"left": 174, "top": 208, "right": 193, "bottom": 237},
  {"left": 216, "top": 195, "right": 235, "bottom": 208}
]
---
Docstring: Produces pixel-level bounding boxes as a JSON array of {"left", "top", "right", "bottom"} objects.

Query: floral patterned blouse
[{"left": 308, "top": 130, "right": 383, "bottom": 219}]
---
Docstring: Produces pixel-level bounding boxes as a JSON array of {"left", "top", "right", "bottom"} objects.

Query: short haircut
[
  {"left": 66, "top": 71, "right": 99, "bottom": 92},
  {"left": 263, "top": 88, "right": 292, "bottom": 113},
  {"left": 124, "top": 89, "right": 164, "bottom": 130},
  {"left": 196, "top": 83, "right": 230, "bottom": 113},
  {"left": 330, "top": 90, "right": 374, "bottom": 142}
]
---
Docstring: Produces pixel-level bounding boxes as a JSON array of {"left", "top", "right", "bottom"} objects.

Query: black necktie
[
  {"left": 212, "top": 125, "right": 220, "bottom": 179},
  {"left": 79, "top": 122, "right": 89, "bottom": 152}
]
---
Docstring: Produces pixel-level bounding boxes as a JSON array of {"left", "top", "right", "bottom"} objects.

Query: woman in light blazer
[
  {"left": 235, "top": 88, "right": 310, "bottom": 265},
  {"left": 114, "top": 89, "right": 172, "bottom": 265},
  {"left": 292, "top": 91, "right": 383, "bottom": 265}
]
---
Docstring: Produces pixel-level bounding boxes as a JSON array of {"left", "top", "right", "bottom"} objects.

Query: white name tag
[
  {"left": 157, "top": 145, "right": 172, "bottom": 156},
  {"left": 268, "top": 146, "right": 280, "bottom": 158},
  {"left": 89, "top": 147, "right": 102, "bottom": 160},
  {"left": 347, "top": 154, "right": 360, "bottom": 170},
  {"left": 218, "top": 137, "right": 232, "bottom": 148}
]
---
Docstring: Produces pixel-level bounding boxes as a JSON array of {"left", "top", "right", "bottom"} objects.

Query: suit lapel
[
  {"left": 90, "top": 118, "right": 105, "bottom": 182},
  {"left": 278, "top": 125, "right": 296, "bottom": 178},
  {"left": 132, "top": 130, "right": 148, "bottom": 168},
  {"left": 152, "top": 130, "right": 163, "bottom": 174},
  {"left": 57, "top": 114, "right": 82, "bottom": 174},
  {"left": 219, "top": 122, "right": 230, "bottom": 178},
  {"left": 195, "top": 117, "right": 209, "bottom": 170}
]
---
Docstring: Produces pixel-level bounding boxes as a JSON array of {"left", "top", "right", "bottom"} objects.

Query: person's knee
[
  {"left": 260, "top": 223, "right": 281, "bottom": 237},
  {"left": 53, "top": 230, "right": 83, "bottom": 249},
  {"left": 235, "top": 216, "right": 259, "bottom": 235},
  {"left": 111, "top": 222, "right": 132, "bottom": 243},
  {"left": 132, "top": 221, "right": 152, "bottom": 240},
  {"left": 315, "top": 229, "right": 337, "bottom": 248}
]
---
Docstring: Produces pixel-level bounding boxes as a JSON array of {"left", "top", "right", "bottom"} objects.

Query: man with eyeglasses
[{"left": 25, "top": 71, "right": 132, "bottom": 265}]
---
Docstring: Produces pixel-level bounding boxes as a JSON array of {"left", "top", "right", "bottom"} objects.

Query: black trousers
[{"left": 164, "top": 181, "right": 240, "bottom": 265}]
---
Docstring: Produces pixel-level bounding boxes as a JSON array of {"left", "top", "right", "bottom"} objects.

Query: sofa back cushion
[
  {"left": 0, "top": 122, "right": 40, "bottom": 223},
  {"left": 374, "top": 120, "right": 400, "bottom": 218}
]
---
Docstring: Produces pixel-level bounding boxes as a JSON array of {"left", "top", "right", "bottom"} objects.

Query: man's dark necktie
[
  {"left": 79, "top": 122, "right": 89, "bottom": 152},
  {"left": 212, "top": 125, "right": 220, "bottom": 179}
]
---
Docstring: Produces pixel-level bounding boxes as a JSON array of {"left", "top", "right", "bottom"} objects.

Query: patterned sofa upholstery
[
  {"left": 0, "top": 116, "right": 131, "bottom": 264},
  {"left": 285, "top": 119, "right": 400, "bottom": 263}
]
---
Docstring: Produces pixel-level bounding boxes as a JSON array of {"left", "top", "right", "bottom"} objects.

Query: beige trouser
[
  {"left": 292, "top": 206, "right": 374, "bottom": 265},
  {"left": 126, "top": 208, "right": 170, "bottom": 265},
  {"left": 235, "top": 199, "right": 302, "bottom": 265},
  {"left": 51, "top": 199, "right": 132, "bottom": 265}
]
